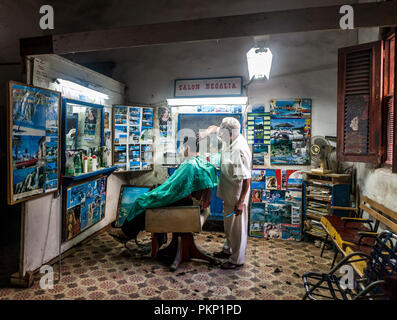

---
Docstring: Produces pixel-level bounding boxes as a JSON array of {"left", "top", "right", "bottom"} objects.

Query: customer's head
[{"left": 219, "top": 117, "right": 241, "bottom": 142}]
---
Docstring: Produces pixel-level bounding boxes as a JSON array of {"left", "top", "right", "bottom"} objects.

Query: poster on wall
[
  {"left": 269, "top": 99, "right": 311, "bottom": 165},
  {"left": 253, "top": 144, "right": 270, "bottom": 168},
  {"left": 249, "top": 202, "right": 266, "bottom": 237},
  {"left": 113, "top": 105, "right": 154, "bottom": 171},
  {"left": 249, "top": 168, "right": 302, "bottom": 240},
  {"left": 158, "top": 106, "right": 173, "bottom": 142},
  {"left": 270, "top": 118, "right": 310, "bottom": 165},
  {"left": 8, "top": 81, "right": 61, "bottom": 205},
  {"left": 264, "top": 223, "right": 282, "bottom": 239},
  {"left": 63, "top": 176, "right": 107, "bottom": 241},
  {"left": 270, "top": 99, "right": 311, "bottom": 119},
  {"left": 82, "top": 107, "right": 98, "bottom": 142}
]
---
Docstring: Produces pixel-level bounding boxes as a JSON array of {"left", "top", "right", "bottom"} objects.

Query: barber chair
[{"left": 145, "top": 189, "right": 217, "bottom": 271}]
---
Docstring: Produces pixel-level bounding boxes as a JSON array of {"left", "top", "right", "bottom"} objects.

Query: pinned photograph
[
  {"left": 281, "top": 224, "right": 301, "bottom": 241},
  {"left": 270, "top": 99, "right": 311, "bottom": 119},
  {"left": 270, "top": 118, "right": 310, "bottom": 165},
  {"left": 264, "top": 223, "right": 282, "bottom": 239},
  {"left": 65, "top": 205, "right": 81, "bottom": 241},
  {"left": 251, "top": 189, "right": 263, "bottom": 203},
  {"left": 265, "top": 203, "right": 291, "bottom": 224},
  {"left": 266, "top": 190, "right": 286, "bottom": 204}
]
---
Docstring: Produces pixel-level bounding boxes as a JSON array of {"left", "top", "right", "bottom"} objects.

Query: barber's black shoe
[{"left": 213, "top": 251, "right": 231, "bottom": 259}]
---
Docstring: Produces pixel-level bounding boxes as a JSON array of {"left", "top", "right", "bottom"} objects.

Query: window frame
[{"left": 381, "top": 29, "right": 396, "bottom": 173}]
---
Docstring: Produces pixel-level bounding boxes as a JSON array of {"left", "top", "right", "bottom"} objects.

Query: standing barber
[{"left": 198, "top": 117, "right": 252, "bottom": 269}]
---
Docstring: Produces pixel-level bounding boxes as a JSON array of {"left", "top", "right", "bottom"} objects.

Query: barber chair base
[{"left": 152, "top": 233, "right": 217, "bottom": 271}]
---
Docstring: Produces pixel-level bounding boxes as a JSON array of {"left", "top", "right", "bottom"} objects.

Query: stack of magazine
[
  {"left": 307, "top": 185, "right": 331, "bottom": 201},
  {"left": 306, "top": 200, "right": 329, "bottom": 219}
]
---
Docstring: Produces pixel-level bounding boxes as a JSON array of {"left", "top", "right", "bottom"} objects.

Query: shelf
[
  {"left": 62, "top": 166, "right": 118, "bottom": 189},
  {"left": 302, "top": 171, "right": 351, "bottom": 184},
  {"left": 306, "top": 179, "right": 335, "bottom": 187},
  {"left": 113, "top": 169, "right": 152, "bottom": 174},
  {"left": 305, "top": 212, "right": 326, "bottom": 221},
  {"left": 306, "top": 195, "right": 332, "bottom": 202}
]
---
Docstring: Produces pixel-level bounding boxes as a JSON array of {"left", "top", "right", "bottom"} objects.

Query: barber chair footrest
[{"left": 155, "top": 233, "right": 216, "bottom": 271}]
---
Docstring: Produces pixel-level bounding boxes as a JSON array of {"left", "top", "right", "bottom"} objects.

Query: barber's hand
[
  {"left": 196, "top": 132, "right": 206, "bottom": 141},
  {"left": 234, "top": 201, "right": 244, "bottom": 216}
]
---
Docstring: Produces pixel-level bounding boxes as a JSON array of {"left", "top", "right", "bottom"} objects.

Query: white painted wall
[
  {"left": 95, "top": 29, "right": 359, "bottom": 186},
  {"left": 21, "top": 55, "right": 128, "bottom": 275},
  {"left": 352, "top": 28, "right": 397, "bottom": 225},
  {"left": 22, "top": 173, "right": 126, "bottom": 273}
]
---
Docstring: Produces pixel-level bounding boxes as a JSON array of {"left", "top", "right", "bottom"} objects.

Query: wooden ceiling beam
[{"left": 20, "top": 1, "right": 397, "bottom": 56}]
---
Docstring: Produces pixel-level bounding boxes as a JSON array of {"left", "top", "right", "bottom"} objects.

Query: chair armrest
[
  {"left": 358, "top": 231, "right": 378, "bottom": 245},
  {"left": 332, "top": 206, "right": 359, "bottom": 212},
  {"left": 341, "top": 217, "right": 367, "bottom": 221},
  {"left": 342, "top": 218, "right": 373, "bottom": 231},
  {"left": 358, "top": 231, "right": 378, "bottom": 237},
  {"left": 329, "top": 251, "right": 371, "bottom": 275}
]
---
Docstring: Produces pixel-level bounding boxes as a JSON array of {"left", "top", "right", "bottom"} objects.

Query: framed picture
[
  {"left": 63, "top": 175, "right": 107, "bottom": 242},
  {"left": 115, "top": 185, "right": 151, "bottom": 227},
  {"left": 7, "top": 81, "right": 61, "bottom": 205}
]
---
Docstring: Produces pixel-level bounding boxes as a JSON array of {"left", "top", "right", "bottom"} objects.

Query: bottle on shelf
[
  {"left": 83, "top": 155, "right": 88, "bottom": 173},
  {"left": 74, "top": 153, "right": 82, "bottom": 175},
  {"left": 92, "top": 155, "right": 97, "bottom": 171},
  {"left": 88, "top": 156, "right": 93, "bottom": 172}
]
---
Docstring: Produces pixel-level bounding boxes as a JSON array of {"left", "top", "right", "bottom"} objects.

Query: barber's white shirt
[{"left": 216, "top": 134, "right": 252, "bottom": 206}]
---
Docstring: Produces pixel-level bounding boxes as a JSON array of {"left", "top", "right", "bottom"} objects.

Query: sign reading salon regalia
[{"left": 174, "top": 77, "right": 243, "bottom": 97}]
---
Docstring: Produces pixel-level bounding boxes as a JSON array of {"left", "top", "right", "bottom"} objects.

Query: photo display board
[
  {"left": 7, "top": 81, "right": 61, "bottom": 205},
  {"left": 113, "top": 105, "right": 154, "bottom": 171},
  {"left": 249, "top": 169, "right": 303, "bottom": 241},
  {"left": 247, "top": 112, "right": 271, "bottom": 168},
  {"left": 63, "top": 175, "right": 107, "bottom": 241},
  {"left": 270, "top": 99, "right": 311, "bottom": 165}
]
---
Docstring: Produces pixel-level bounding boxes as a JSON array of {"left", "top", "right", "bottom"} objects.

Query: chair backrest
[
  {"left": 364, "top": 231, "right": 397, "bottom": 291},
  {"left": 360, "top": 196, "right": 397, "bottom": 234}
]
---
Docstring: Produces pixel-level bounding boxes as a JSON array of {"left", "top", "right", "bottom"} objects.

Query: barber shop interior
[{"left": 1, "top": 0, "right": 397, "bottom": 304}]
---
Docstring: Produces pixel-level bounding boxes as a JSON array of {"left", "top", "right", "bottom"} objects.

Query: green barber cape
[{"left": 125, "top": 156, "right": 219, "bottom": 222}]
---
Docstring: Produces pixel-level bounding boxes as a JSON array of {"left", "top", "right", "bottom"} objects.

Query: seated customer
[{"left": 108, "top": 149, "right": 218, "bottom": 242}]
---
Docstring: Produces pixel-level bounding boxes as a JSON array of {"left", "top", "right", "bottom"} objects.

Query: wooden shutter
[
  {"left": 383, "top": 33, "right": 395, "bottom": 169},
  {"left": 385, "top": 96, "right": 394, "bottom": 165},
  {"left": 337, "top": 41, "right": 383, "bottom": 163},
  {"left": 395, "top": 35, "right": 397, "bottom": 174}
]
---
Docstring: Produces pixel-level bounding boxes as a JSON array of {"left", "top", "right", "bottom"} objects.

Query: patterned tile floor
[{"left": 0, "top": 231, "right": 336, "bottom": 300}]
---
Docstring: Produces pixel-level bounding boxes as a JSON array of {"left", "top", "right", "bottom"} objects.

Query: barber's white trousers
[{"left": 221, "top": 200, "right": 248, "bottom": 265}]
